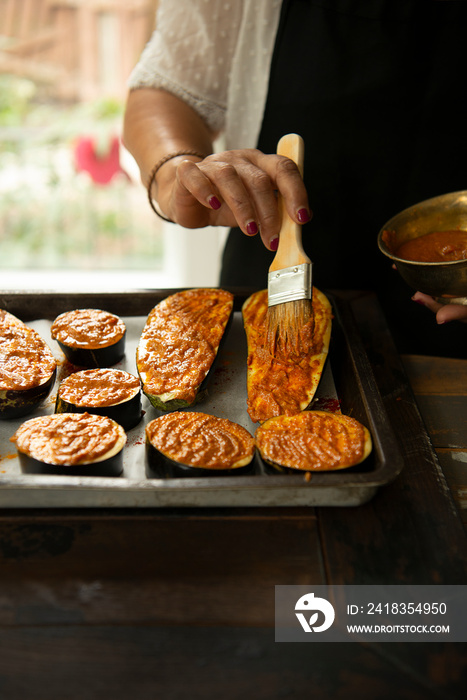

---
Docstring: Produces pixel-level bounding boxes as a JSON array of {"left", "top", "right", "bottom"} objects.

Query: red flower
[{"left": 74, "top": 135, "right": 130, "bottom": 184}]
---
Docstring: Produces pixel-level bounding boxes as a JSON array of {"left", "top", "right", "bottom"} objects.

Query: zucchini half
[
  {"left": 136, "top": 288, "right": 234, "bottom": 411},
  {"left": 51, "top": 308, "right": 126, "bottom": 368},
  {"left": 11, "top": 412, "right": 126, "bottom": 477},
  {"left": 0, "top": 309, "right": 57, "bottom": 419},
  {"left": 242, "top": 288, "right": 332, "bottom": 424},
  {"left": 55, "top": 368, "right": 142, "bottom": 430},
  {"left": 145, "top": 411, "right": 255, "bottom": 478},
  {"left": 255, "top": 410, "right": 372, "bottom": 474}
]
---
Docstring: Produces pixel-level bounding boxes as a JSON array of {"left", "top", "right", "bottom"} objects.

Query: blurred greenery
[
  {"left": 0, "top": 74, "right": 123, "bottom": 134},
  {"left": 0, "top": 75, "right": 163, "bottom": 271},
  {"left": 0, "top": 75, "right": 37, "bottom": 127}
]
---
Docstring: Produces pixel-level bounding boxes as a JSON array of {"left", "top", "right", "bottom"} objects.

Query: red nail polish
[
  {"left": 208, "top": 195, "right": 221, "bottom": 210},
  {"left": 246, "top": 221, "right": 258, "bottom": 236},
  {"left": 270, "top": 236, "right": 279, "bottom": 251},
  {"left": 297, "top": 208, "right": 310, "bottom": 223}
]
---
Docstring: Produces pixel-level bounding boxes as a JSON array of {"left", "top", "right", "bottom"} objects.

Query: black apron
[{"left": 220, "top": 0, "right": 467, "bottom": 356}]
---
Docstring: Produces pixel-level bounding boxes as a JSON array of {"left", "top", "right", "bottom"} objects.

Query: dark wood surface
[
  {"left": 0, "top": 291, "right": 466, "bottom": 700},
  {"left": 400, "top": 354, "right": 467, "bottom": 525}
]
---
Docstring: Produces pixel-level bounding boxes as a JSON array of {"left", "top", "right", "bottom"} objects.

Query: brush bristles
[{"left": 267, "top": 298, "right": 314, "bottom": 357}]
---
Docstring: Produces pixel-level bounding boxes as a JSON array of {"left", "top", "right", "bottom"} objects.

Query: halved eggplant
[
  {"left": 255, "top": 410, "right": 372, "bottom": 474},
  {"left": 145, "top": 411, "right": 255, "bottom": 478},
  {"left": 55, "top": 368, "right": 142, "bottom": 430},
  {"left": 50, "top": 308, "right": 126, "bottom": 367},
  {"left": 242, "top": 288, "right": 332, "bottom": 424},
  {"left": 136, "top": 288, "right": 234, "bottom": 411},
  {"left": 11, "top": 412, "right": 126, "bottom": 477},
  {"left": 0, "top": 309, "right": 57, "bottom": 419}
]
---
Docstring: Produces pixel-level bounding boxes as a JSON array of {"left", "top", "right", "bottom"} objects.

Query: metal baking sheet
[{"left": 0, "top": 290, "right": 404, "bottom": 508}]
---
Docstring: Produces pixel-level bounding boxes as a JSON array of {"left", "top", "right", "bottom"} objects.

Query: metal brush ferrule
[{"left": 268, "top": 263, "right": 312, "bottom": 307}]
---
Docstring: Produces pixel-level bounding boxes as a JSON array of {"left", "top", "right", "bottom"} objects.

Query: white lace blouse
[{"left": 127, "top": 0, "right": 283, "bottom": 150}]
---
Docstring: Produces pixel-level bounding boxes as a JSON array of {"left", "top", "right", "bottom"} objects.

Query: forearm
[{"left": 122, "top": 87, "right": 216, "bottom": 188}]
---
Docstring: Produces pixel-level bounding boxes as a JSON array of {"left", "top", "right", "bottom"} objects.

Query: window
[{"left": 0, "top": 0, "right": 223, "bottom": 290}]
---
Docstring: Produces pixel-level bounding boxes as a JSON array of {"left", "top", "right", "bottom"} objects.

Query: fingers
[
  {"left": 175, "top": 159, "right": 223, "bottom": 213},
  {"left": 247, "top": 153, "right": 312, "bottom": 249},
  {"left": 272, "top": 154, "right": 312, "bottom": 226},
  {"left": 173, "top": 151, "right": 311, "bottom": 250},
  {"left": 176, "top": 156, "right": 274, "bottom": 244},
  {"left": 436, "top": 304, "right": 467, "bottom": 324},
  {"left": 412, "top": 292, "right": 442, "bottom": 314},
  {"left": 412, "top": 292, "right": 467, "bottom": 324}
]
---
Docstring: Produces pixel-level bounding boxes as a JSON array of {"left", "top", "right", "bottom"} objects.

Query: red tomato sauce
[{"left": 396, "top": 230, "right": 467, "bottom": 263}]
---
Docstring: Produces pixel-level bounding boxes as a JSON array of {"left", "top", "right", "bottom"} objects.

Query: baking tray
[{"left": 0, "top": 289, "right": 404, "bottom": 508}]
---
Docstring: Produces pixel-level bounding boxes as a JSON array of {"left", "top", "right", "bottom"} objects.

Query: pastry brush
[{"left": 267, "top": 133, "right": 313, "bottom": 355}]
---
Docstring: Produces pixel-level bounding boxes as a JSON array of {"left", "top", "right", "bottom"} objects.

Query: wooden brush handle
[{"left": 270, "top": 133, "right": 311, "bottom": 272}]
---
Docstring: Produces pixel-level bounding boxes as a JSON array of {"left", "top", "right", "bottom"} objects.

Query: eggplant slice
[
  {"left": 145, "top": 411, "right": 255, "bottom": 478},
  {"left": 255, "top": 410, "right": 372, "bottom": 474},
  {"left": 55, "top": 368, "right": 142, "bottom": 430},
  {"left": 136, "top": 288, "right": 234, "bottom": 411},
  {"left": 0, "top": 309, "right": 57, "bottom": 419},
  {"left": 11, "top": 412, "right": 126, "bottom": 477},
  {"left": 242, "top": 288, "right": 332, "bottom": 424},
  {"left": 51, "top": 308, "right": 126, "bottom": 367}
]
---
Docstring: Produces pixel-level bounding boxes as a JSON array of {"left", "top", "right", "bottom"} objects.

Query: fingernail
[
  {"left": 270, "top": 236, "right": 279, "bottom": 251},
  {"left": 297, "top": 208, "right": 311, "bottom": 223},
  {"left": 412, "top": 296, "right": 426, "bottom": 307},
  {"left": 246, "top": 220, "right": 258, "bottom": 236},
  {"left": 208, "top": 195, "right": 221, "bottom": 210}
]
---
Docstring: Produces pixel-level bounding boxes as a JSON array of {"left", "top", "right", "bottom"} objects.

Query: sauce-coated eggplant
[
  {"left": 51, "top": 308, "right": 126, "bottom": 367},
  {"left": 55, "top": 368, "right": 142, "bottom": 430},
  {"left": 255, "top": 410, "right": 372, "bottom": 473},
  {"left": 242, "top": 288, "right": 332, "bottom": 424},
  {"left": 11, "top": 412, "right": 126, "bottom": 477},
  {"left": 145, "top": 411, "right": 255, "bottom": 478},
  {"left": 0, "top": 310, "right": 57, "bottom": 419},
  {"left": 136, "top": 289, "right": 234, "bottom": 411}
]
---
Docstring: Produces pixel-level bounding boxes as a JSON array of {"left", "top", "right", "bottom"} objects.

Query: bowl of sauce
[{"left": 378, "top": 191, "right": 467, "bottom": 303}]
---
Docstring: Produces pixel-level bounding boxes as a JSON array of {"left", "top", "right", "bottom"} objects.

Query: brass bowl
[{"left": 377, "top": 191, "right": 467, "bottom": 304}]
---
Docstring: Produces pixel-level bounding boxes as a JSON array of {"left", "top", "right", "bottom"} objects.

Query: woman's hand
[
  {"left": 123, "top": 89, "right": 310, "bottom": 248},
  {"left": 412, "top": 291, "right": 467, "bottom": 324},
  {"left": 155, "top": 149, "right": 311, "bottom": 250},
  {"left": 123, "top": 89, "right": 310, "bottom": 249}
]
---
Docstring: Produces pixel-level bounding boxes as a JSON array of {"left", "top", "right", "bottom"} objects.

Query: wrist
[{"left": 147, "top": 150, "right": 206, "bottom": 222}]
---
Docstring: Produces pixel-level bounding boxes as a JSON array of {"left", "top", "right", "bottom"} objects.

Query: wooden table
[{"left": 0, "top": 292, "right": 466, "bottom": 699}]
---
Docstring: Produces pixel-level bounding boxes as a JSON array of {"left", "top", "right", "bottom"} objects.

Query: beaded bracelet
[{"left": 146, "top": 150, "right": 206, "bottom": 222}]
